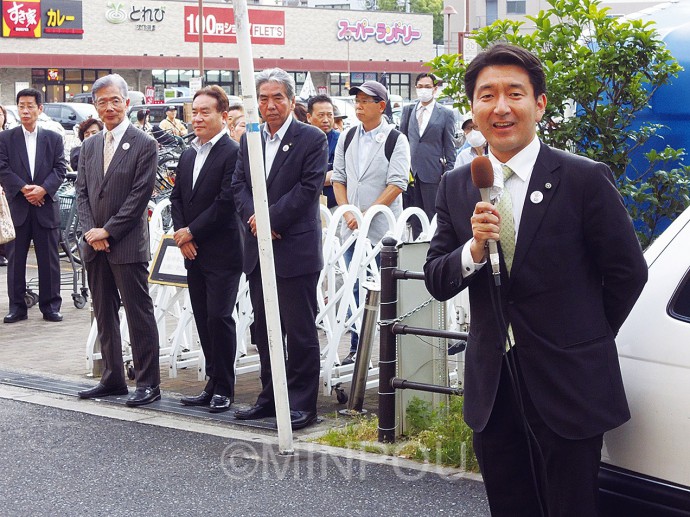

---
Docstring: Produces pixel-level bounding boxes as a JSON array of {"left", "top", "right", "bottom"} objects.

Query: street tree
[{"left": 429, "top": 0, "right": 689, "bottom": 246}]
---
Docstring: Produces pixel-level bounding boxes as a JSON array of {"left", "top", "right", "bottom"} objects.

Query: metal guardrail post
[
  {"left": 343, "top": 282, "right": 380, "bottom": 414},
  {"left": 378, "top": 237, "right": 398, "bottom": 443}
]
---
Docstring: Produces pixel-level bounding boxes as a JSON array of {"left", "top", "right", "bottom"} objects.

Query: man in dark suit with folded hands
[
  {"left": 0, "top": 88, "right": 66, "bottom": 324},
  {"left": 171, "top": 85, "right": 242, "bottom": 413},
  {"left": 424, "top": 44, "right": 648, "bottom": 516},
  {"left": 76, "top": 74, "right": 161, "bottom": 407},
  {"left": 231, "top": 68, "right": 328, "bottom": 430}
]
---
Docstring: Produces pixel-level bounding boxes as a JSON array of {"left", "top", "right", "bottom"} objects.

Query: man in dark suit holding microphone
[
  {"left": 424, "top": 44, "right": 648, "bottom": 516},
  {"left": 0, "top": 88, "right": 66, "bottom": 323},
  {"left": 171, "top": 85, "right": 242, "bottom": 413},
  {"left": 232, "top": 68, "right": 328, "bottom": 430},
  {"left": 76, "top": 74, "right": 161, "bottom": 407}
]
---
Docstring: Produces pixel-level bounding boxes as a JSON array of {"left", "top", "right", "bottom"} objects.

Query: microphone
[{"left": 470, "top": 156, "right": 501, "bottom": 284}]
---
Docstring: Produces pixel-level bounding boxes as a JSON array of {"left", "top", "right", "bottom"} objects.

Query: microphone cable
[{"left": 486, "top": 259, "right": 549, "bottom": 517}]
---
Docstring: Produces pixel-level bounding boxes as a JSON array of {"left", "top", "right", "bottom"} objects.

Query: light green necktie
[
  {"left": 498, "top": 164, "right": 516, "bottom": 350},
  {"left": 497, "top": 164, "right": 516, "bottom": 273}
]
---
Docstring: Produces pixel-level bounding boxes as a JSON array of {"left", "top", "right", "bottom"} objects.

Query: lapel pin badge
[
  {"left": 545, "top": 182, "right": 552, "bottom": 190},
  {"left": 122, "top": 143, "right": 130, "bottom": 150},
  {"left": 530, "top": 191, "right": 544, "bottom": 204},
  {"left": 282, "top": 144, "right": 290, "bottom": 152}
]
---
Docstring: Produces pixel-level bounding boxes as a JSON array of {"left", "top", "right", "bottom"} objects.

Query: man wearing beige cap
[{"left": 332, "top": 80, "right": 410, "bottom": 364}]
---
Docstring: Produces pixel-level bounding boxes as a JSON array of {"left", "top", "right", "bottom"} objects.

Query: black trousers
[
  {"left": 6, "top": 212, "right": 61, "bottom": 315},
  {"left": 87, "top": 254, "right": 160, "bottom": 388},
  {"left": 409, "top": 176, "right": 439, "bottom": 239},
  {"left": 187, "top": 264, "right": 241, "bottom": 397},
  {"left": 248, "top": 268, "right": 320, "bottom": 413},
  {"left": 473, "top": 352, "right": 603, "bottom": 517}
]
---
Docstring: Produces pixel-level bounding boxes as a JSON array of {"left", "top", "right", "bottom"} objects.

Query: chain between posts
[{"left": 379, "top": 296, "right": 434, "bottom": 327}]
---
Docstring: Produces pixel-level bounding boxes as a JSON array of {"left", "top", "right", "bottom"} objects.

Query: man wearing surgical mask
[
  {"left": 456, "top": 124, "right": 488, "bottom": 166},
  {"left": 400, "top": 73, "right": 456, "bottom": 239}
]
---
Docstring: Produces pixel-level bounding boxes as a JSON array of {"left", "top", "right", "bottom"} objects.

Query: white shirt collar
[
  {"left": 488, "top": 135, "right": 541, "bottom": 184},
  {"left": 417, "top": 99, "right": 436, "bottom": 112},
  {"left": 22, "top": 125, "right": 38, "bottom": 137},
  {"left": 358, "top": 119, "right": 386, "bottom": 137},
  {"left": 192, "top": 129, "right": 225, "bottom": 151},
  {"left": 262, "top": 115, "right": 292, "bottom": 142},
  {"left": 104, "top": 118, "right": 130, "bottom": 140}
]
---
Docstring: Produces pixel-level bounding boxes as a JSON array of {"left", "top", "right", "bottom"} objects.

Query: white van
[{"left": 600, "top": 207, "right": 690, "bottom": 515}]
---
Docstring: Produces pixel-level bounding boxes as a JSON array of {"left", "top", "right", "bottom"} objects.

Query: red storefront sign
[
  {"left": 184, "top": 5, "right": 284, "bottom": 45},
  {"left": 2, "top": 0, "right": 42, "bottom": 38}
]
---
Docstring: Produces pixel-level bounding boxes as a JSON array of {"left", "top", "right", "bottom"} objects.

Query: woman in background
[{"left": 70, "top": 118, "right": 104, "bottom": 172}]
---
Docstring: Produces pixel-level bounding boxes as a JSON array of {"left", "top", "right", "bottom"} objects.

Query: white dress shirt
[
  {"left": 262, "top": 116, "right": 293, "bottom": 178},
  {"left": 416, "top": 100, "right": 436, "bottom": 136},
  {"left": 461, "top": 136, "right": 541, "bottom": 277},
  {"left": 23, "top": 126, "right": 38, "bottom": 179},
  {"left": 191, "top": 130, "right": 226, "bottom": 188},
  {"left": 103, "top": 118, "right": 131, "bottom": 153}
]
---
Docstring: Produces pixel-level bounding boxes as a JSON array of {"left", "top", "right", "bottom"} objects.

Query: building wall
[{"left": 1, "top": 0, "right": 433, "bottom": 64}]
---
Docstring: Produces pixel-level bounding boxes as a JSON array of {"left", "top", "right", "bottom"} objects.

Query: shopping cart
[{"left": 25, "top": 182, "right": 89, "bottom": 309}]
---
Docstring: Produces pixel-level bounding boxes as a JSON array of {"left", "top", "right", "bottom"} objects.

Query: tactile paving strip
[{"left": 0, "top": 369, "right": 278, "bottom": 430}]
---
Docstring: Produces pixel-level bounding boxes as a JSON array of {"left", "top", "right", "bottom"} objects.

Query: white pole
[{"left": 232, "top": 0, "right": 294, "bottom": 454}]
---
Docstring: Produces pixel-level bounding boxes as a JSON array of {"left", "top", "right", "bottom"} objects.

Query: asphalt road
[{"left": 0, "top": 398, "right": 490, "bottom": 517}]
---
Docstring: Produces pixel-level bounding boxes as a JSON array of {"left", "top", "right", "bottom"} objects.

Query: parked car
[
  {"left": 127, "top": 103, "right": 184, "bottom": 126},
  {"left": 69, "top": 92, "right": 94, "bottom": 104},
  {"left": 43, "top": 102, "right": 98, "bottom": 130},
  {"left": 599, "top": 206, "right": 690, "bottom": 515},
  {"left": 4, "top": 105, "right": 66, "bottom": 139},
  {"left": 70, "top": 90, "right": 145, "bottom": 106}
]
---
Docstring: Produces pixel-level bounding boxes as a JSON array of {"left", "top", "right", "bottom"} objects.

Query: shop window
[
  {"left": 386, "top": 73, "right": 410, "bottom": 99},
  {"left": 330, "top": 72, "right": 350, "bottom": 96},
  {"left": 506, "top": 0, "right": 526, "bottom": 15},
  {"left": 65, "top": 69, "right": 82, "bottom": 82}
]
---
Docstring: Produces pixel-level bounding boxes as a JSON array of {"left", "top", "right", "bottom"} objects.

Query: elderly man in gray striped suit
[{"left": 75, "top": 74, "right": 161, "bottom": 407}]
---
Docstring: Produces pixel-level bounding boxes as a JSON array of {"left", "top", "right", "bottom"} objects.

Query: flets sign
[{"left": 184, "top": 5, "right": 285, "bottom": 45}]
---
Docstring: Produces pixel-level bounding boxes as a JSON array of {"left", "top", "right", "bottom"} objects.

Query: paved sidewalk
[{"left": 0, "top": 250, "right": 372, "bottom": 427}]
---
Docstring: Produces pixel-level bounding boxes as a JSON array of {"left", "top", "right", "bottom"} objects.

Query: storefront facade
[{"left": 0, "top": 0, "right": 434, "bottom": 104}]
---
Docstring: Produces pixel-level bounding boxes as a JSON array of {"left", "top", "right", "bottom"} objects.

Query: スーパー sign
[{"left": 184, "top": 5, "right": 284, "bottom": 45}]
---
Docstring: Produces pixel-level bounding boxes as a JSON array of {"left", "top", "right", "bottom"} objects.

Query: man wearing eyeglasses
[
  {"left": 400, "top": 73, "right": 457, "bottom": 239},
  {"left": 0, "top": 88, "right": 66, "bottom": 324},
  {"left": 75, "top": 73, "right": 162, "bottom": 407},
  {"left": 331, "top": 80, "right": 410, "bottom": 364}
]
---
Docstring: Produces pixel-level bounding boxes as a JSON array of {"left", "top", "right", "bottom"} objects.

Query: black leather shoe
[
  {"left": 290, "top": 410, "right": 317, "bottom": 430},
  {"left": 180, "top": 391, "right": 213, "bottom": 406},
  {"left": 78, "top": 383, "right": 129, "bottom": 399},
  {"left": 234, "top": 404, "right": 275, "bottom": 420},
  {"left": 125, "top": 386, "right": 161, "bottom": 407},
  {"left": 4, "top": 312, "right": 27, "bottom": 324},
  {"left": 209, "top": 395, "right": 233, "bottom": 413},
  {"left": 43, "top": 312, "right": 63, "bottom": 322},
  {"left": 341, "top": 352, "right": 356, "bottom": 366}
]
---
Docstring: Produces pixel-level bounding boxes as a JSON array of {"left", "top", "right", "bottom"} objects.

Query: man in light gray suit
[
  {"left": 400, "top": 73, "right": 456, "bottom": 238},
  {"left": 332, "top": 80, "right": 410, "bottom": 363},
  {"left": 75, "top": 74, "right": 161, "bottom": 407}
]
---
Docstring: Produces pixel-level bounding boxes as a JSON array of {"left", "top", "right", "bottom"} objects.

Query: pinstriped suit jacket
[{"left": 76, "top": 123, "right": 158, "bottom": 264}]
